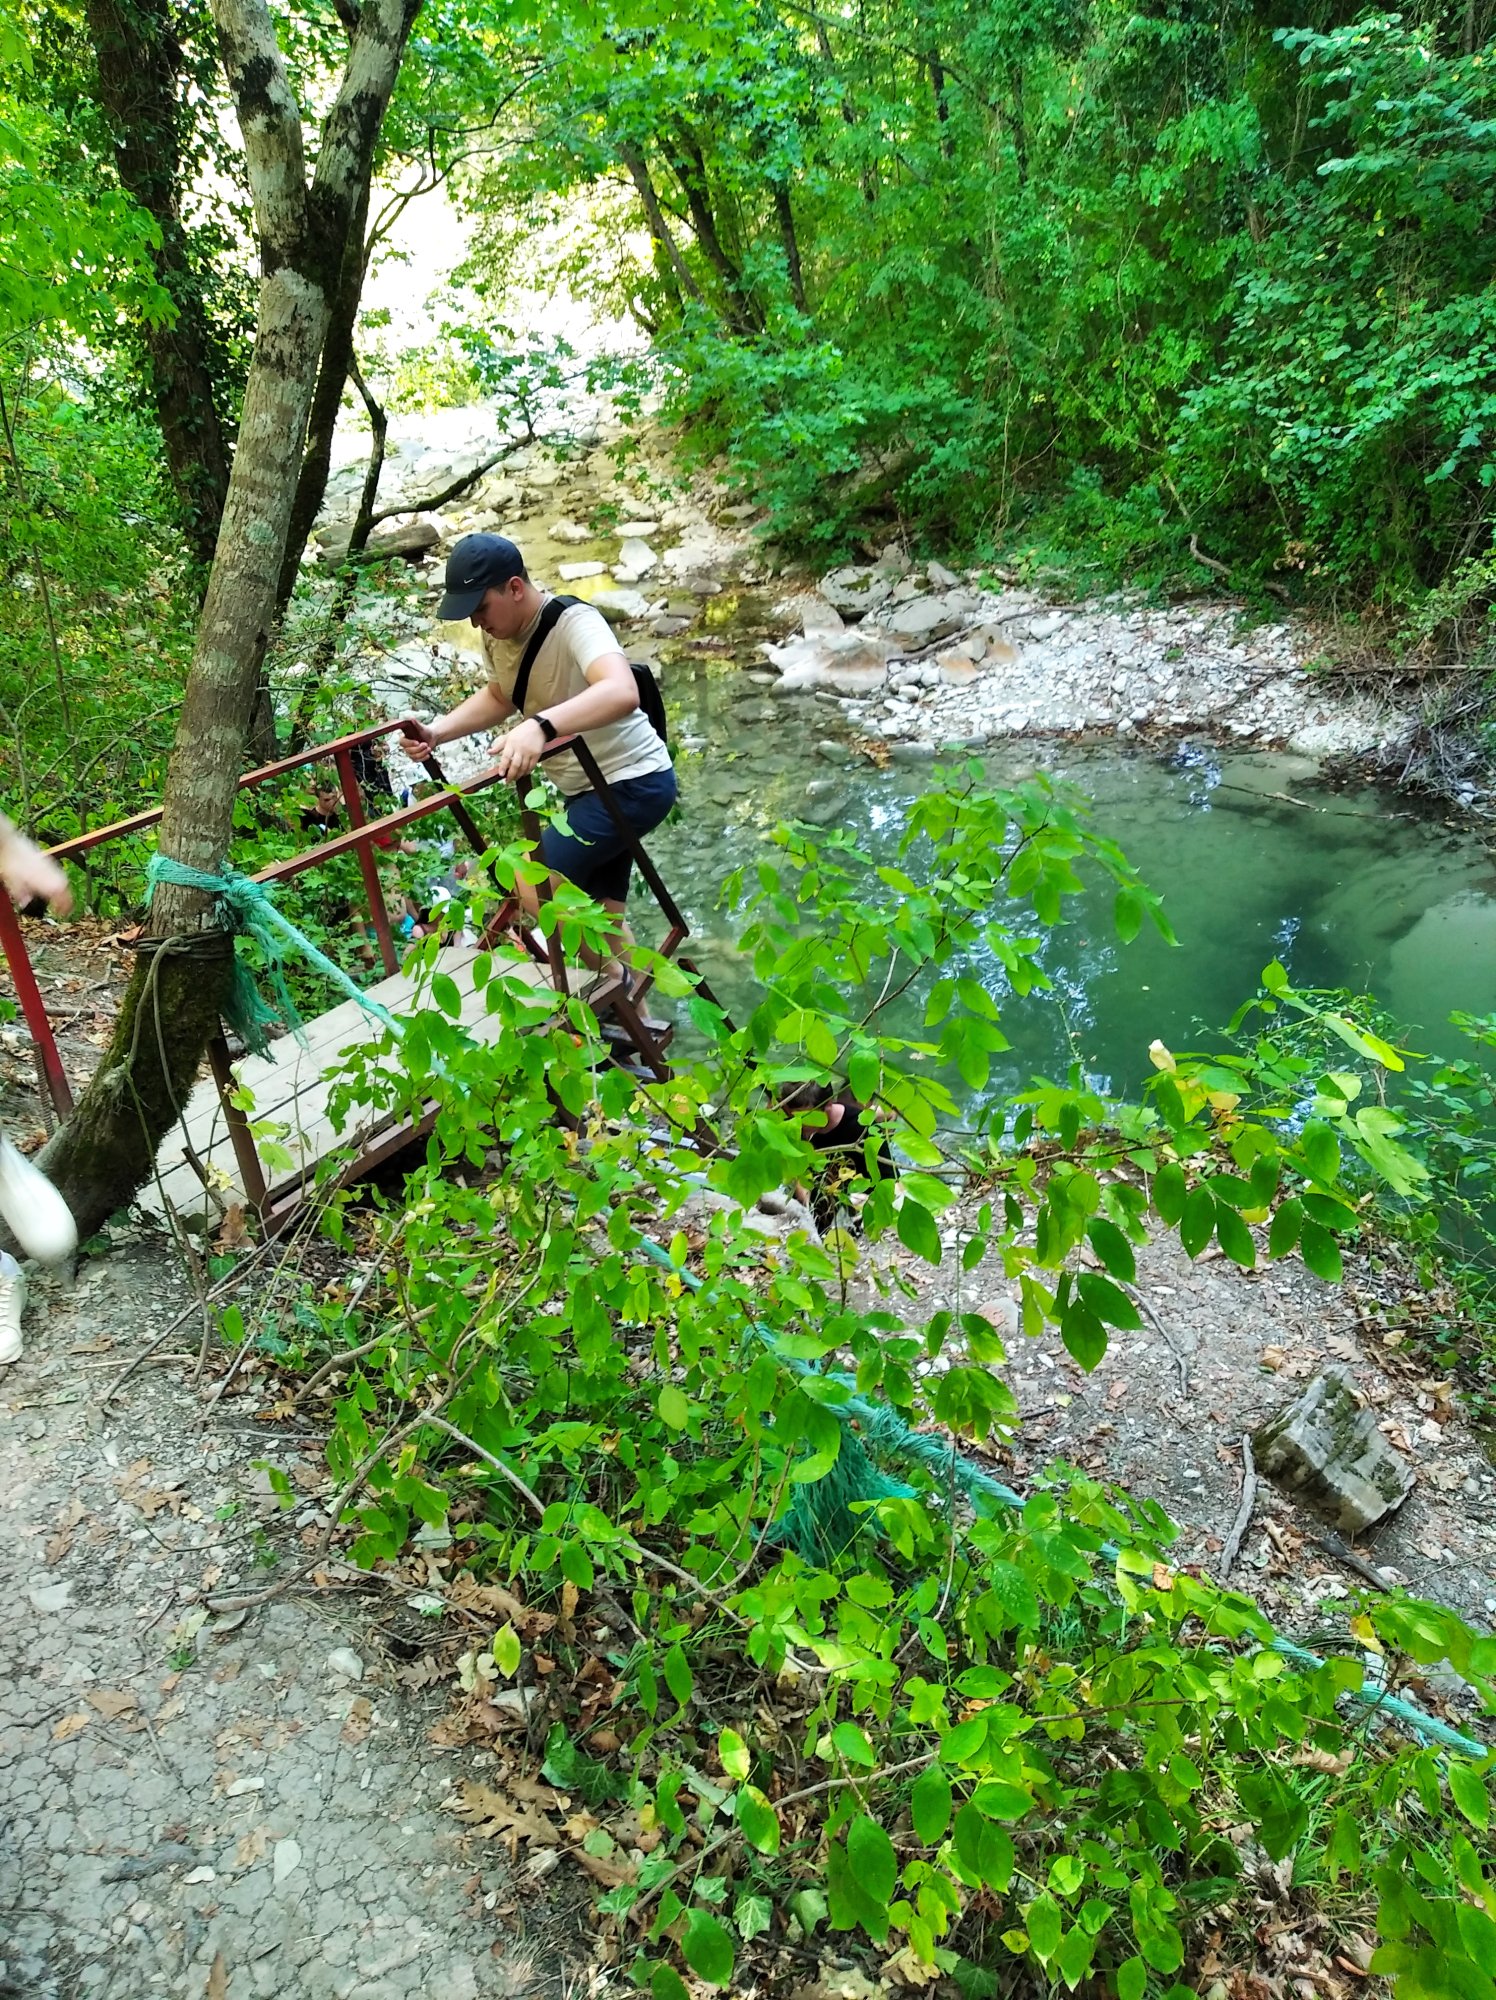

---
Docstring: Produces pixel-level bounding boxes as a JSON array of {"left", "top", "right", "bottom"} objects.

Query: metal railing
[{"left": 0, "top": 719, "right": 715, "bottom": 1214}]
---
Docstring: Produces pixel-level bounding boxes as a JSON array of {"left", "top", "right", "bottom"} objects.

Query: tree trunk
[
  {"left": 276, "top": 176, "right": 374, "bottom": 615},
  {"left": 619, "top": 143, "right": 704, "bottom": 311},
  {"left": 83, "top": 0, "right": 233, "bottom": 567},
  {"left": 42, "top": 0, "right": 421, "bottom": 1239},
  {"left": 773, "top": 182, "right": 807, "bottom": 314},
  {"left": 664, "top": 131, "right": 761, "bottom": 333}
]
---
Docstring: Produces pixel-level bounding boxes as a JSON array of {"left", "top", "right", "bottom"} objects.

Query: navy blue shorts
[{"left": 539, "top": 765, "right": 677, "bottom": 904}]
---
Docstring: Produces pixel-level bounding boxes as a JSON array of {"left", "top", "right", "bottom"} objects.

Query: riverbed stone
[
  {"left": 763, "top": 628, "right": 893, "bottom": 695},
  {"left": 614, "top": 537, "right": 658, "bottom": 581},
  {"left": 557, "top": 561, "right": 607, "bottom": 581},
  {"left": 926, "top": 559, "right": 962, "bottom": 589},
  {"left": 1252, "top": 1367, "right": 1415, "bottom": 1533},
  {"left": 820, "top": 566, "right": 892, "bottom": 619},
  {"left": 881, "top": 595, "right": 963, "bottom": 643},
  {"left": 591, "top": 587, "right": 652, "bottom": 621},
  {"left": 548, "top": 518, "right": 592, "bottom": 545},
  {"left": 615, "top": 519, "right": 660, "bottom": 537},
  {"left": 366, "top": 520, "right": 440, "bottom": 562},
  {"left": 889, "top": 741, "right": 938, "bottom": 763}
]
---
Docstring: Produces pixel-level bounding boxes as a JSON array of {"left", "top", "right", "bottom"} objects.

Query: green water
[{"left": 644, "top": 661, "right": 1496, "bottom": 1107}]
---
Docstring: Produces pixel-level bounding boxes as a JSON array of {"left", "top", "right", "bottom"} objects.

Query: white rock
[
  {"left": 547, "top": 519, "right": 592, "bottom": 546},
  {"left": 614, "top": 519, "right": 660, "bottom": 537},
  {"left": 926, "top": 560, "right": 961, "bottom": 589},
  {"left": 556, "top": 561, "right": 606, "bottom": 581},
  {"left": 591, "top": 588, "right": 652, "bottom": 621},
  {"left": 28, "top": 1581, "right": 72, "bottom": 1613},
  {"left": 273, "top": 1838, "right": 303, "bottom": 1886},
  {"left": 326, "top": 1647, "right": 365, "bottom": 1682},
  {"left": 616, "top": 537, "right": 657, "bottom": 577}
]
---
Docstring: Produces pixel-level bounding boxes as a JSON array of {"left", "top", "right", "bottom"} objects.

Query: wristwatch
[{"left": 535, "top": 713, "right": 558, "bottom": 741}]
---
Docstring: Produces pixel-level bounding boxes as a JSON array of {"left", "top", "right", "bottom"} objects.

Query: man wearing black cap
[{"left": 398, "top": 534, "right": 677, "bottom": 1003}]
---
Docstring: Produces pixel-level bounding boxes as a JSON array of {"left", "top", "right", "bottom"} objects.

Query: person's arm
[
  {"left": 397, "top": 682, "right": 515, "bottom": 761},
  {"left": 0, "top": 815, "right": 72, "bottom": 915},
  {"left": 491, "top": 652, "right": 638, "bottom": 781}
]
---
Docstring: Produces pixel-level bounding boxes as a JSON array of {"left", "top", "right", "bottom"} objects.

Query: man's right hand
[{"left": 397, "top": 717, "right": 438, "bottom": 761}]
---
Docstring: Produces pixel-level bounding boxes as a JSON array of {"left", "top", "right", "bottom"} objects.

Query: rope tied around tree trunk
[{"left": 145, "top": 855, "right": 402, "bottom": 1060}]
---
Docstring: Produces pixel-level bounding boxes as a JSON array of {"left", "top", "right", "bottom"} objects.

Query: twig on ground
[
  {"left": 1312, "top": 1531, "right": 1393, "bottom": 1594},
  {"left": 1127, "top": 1283, "right": 1191, "bottom": 1396},
  {"left": 1219, "top": 1433, "right": 1258, "bottom": 1582},
  {"left": 104, "top": 1236, "right": 279, "bottom": 1405}
]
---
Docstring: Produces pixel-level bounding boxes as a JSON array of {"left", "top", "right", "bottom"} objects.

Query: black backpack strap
[{"left": 511, "top": 594, "right": 580, "bottom": 717}]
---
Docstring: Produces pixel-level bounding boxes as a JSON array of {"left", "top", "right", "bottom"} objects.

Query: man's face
[{"left": 471, "top": 578, "right": 528, "bottom": 639}]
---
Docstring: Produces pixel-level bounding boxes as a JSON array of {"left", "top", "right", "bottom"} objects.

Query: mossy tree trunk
[
  {"left": 41, "top": 0, "right": 421, "bottom": 1239},
  {"left": 84, "top": 0, "right": 235, "bottom": 568}
]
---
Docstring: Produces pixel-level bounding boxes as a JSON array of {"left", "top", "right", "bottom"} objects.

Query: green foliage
[
  {"left": 253, "top": 767, "right": 1496, "bottom": 1996},
  {"left": 458, "top": 0, "right": 1496, "bottom": 606}
]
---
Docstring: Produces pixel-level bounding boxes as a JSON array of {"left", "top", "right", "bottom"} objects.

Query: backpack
[{"left": 513, "top": 594, "right": 669, "bottom": 746}]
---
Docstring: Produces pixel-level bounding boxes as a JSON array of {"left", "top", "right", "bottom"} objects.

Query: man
[
  {"left": 399, "top": 535, "right": 676, "bottom": 1004},
  {"left": 0, "top": 818, "right": 80, "bottom": 1366}
]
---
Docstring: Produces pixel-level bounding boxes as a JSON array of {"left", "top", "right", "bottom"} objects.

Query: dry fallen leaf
[
  {"left": 206, "top": 1949, "right": 229, "bottom": 1998},
  {"left": 233, "top": 1825, "right": 270, "bottom": 1869},
  {"left": 87, "top": 1689, "right": 138, "bottom": 1721},
  {"left": 571, "top": 1847, "right": 635, "bottom": 1888},
  {"left": 443, "top": 1780, "right": 559, "bottom": 1845},
  {"left": 341, "top": 1695, "right": 373, "bottom": 1747},
  {"left": 52, "top": 1712, "right": 91, "bottom": 1742},
  {"left": 1291, "top": 1746, "right": 1353, "bottom": 1776},
  {"left": 1260, "top": 1345, "right": 1288, "bottom": 1372}
]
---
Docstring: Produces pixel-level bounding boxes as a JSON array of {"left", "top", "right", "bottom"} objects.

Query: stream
[{"left": 641, "top": 647, "right": 1496, "bottom": 1111}]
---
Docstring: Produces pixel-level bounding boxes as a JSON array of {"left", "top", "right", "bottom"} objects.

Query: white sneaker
[
  {"left": 0, "top": 1255, "right": 26, "bottom": 1366},
  {"left": 0, "top": 1135, "right": 77, "bottom": 1267}
]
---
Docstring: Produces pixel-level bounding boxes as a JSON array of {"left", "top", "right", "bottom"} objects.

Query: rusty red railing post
[
  {"left": 333, "top": 747, "right": 398, "bottom": 976},
  {"left": 0, "top": 885, "right": 73, "bottom": 1118}
]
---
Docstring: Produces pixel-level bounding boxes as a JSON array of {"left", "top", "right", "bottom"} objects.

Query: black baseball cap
[{"left": 438, "top": 533, "right": 528, "bottom": 620}]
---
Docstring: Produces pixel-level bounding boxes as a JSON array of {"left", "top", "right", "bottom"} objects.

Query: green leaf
[
  {"left": 831, "top": 1720, "right": 876, "bottom": 1767},
  {"left": 734, "top": 1891, "right": 774, "bottom": 1943},
  {"left": 1449, "top": 1760, "right": 1490, "bottom": 1832},
  {"left": 1299, "top": 1217, "right": 1343, "bottom": 1283},
  {"left": 847, "top": 1813, "right": 897, "bottom": 1905},
  {"left": 1214, "top": 1201, "right": 1257, "bottom": 1269},
  {"left": 718, "top": 1726, "right": 749, "bottom": 1781},
  {"left": 1180, "top": 1184, "right": 1214, "bottom": 1258},
  {"left": 682, "top": 1908, "right": 735, "bottom": 1988},
  {"left": 1117, "top": 1956, "right": 1148, "bottom": 2000},
  {"left": 650, "top": 1964, "right": 691, "bottom": 2000},
  {"left": 1027, "top": 1894, "right": 1063, "bottom": 1962},
  {"left": 1087, "top": 1217, "right": 1136, "bottom": 1282},
  {"left": 1268, "top": 1198, "right": 1301, "bottom": 1259},
  {"left": 431, "top": 972, "right": 462, "bottom": 1018},
  {"left": 1152, "top": 1161, "right": 1186, "bottom": 1224},
  {"left": 737, "top": 1784, "right": 781, "bottom": 1854},
  {"left": 1059, "top": 1301, "right": 1107, "bottom": 1371},
  {"left": 911, "top": 1766, "right": 952, "bottom": 1845},
  {"left": 663, "top": 1643, "right": 693, "bottom": 1709},
  {"left": 1300, "top": 1120, "right": 1341, "bottom": 1184},
  {"left": 658, "top": 1383, "right": 690, "bottom": 1429},
  {"left": 491, "top": 1623, "right": 521, "bottom": 1677},
  {"left": 896, "top": 1198, "right": 943, "bottom": 1265},
  {"left": 1077, "top": 1271, "right": 1142, "bottom": 1329}
]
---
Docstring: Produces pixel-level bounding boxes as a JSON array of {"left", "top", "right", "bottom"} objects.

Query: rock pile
[{"left": 762, "top": 551, "right": 1405, "bottom": 760}]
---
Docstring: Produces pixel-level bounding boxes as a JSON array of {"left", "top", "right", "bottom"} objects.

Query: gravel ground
[{"left": 0, "top": 1244, "right": 576, "bottom": 2000}]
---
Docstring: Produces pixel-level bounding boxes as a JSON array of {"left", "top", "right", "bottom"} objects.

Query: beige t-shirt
[{"left": 482, "top": 595, "right": 671, "bottom": 797}]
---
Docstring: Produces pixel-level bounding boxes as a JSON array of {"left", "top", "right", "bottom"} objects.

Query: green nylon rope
[
  {"left": 140, "top": 858, "right": 1485, "bottom": 1759},
  {"left": 146, "top": 855, "right": 402, "bottom": 1059}
]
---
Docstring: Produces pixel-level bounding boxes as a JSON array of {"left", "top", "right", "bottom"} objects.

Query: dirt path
[{"left": 0, "top": 1246, "right": 562, "bottom": 2000}]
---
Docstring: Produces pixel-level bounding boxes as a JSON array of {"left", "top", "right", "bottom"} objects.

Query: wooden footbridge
[{"left": 0, "top": 723, "right": 712, "bottom": 1234}]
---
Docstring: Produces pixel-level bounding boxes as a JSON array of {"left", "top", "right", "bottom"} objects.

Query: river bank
[{"left": 306, "top": 413, "right": 1417, "bottom": 792}]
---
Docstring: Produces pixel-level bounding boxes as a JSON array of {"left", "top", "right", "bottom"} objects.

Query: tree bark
[
  {"left": 83, "top": 0, "right": 233, "bottom": 566},
  {"left": 664, "top": 131, "right": 761, "bottom": 333},
  {"left": 773, "top": 182, "right": 807, "bottom": 314},
  {"left": 275, "top": 176, "right": 373, "bottom": 615},
  {"left": 42, "top": 0, "right": 421, "bottom": 1237},
  {"left": 619, "top": 143, "right": 704, "bottom": 311}
]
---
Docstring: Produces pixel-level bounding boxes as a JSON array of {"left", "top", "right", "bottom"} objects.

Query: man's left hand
[{"left": 493, "top": 717, "right": 547, "bottom": 782}]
